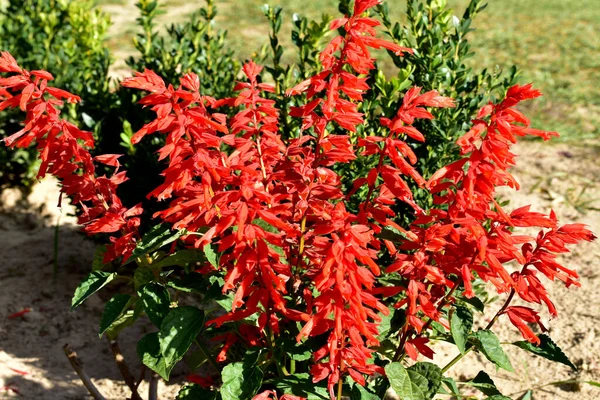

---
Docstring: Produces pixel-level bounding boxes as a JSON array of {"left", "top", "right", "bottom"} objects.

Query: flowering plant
[{"left": 0, "top": 0, "right": 595, "bottom": 399}]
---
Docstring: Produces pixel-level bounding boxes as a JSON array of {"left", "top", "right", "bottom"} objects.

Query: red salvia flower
[{"left": 0, "top": 52, "right": 140, "bottom": 263}]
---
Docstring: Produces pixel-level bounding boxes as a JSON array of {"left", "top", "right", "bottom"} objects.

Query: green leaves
[
  {"left": 177, "top": 384, "right": 217, "bottom": 400},
  {"left": 138, "top": 306, "right": 205, "bottom": 380},
  {"left": 474, "top": 330, "right": 514, "bottom": 372},
  {"left": 140, "top": 283, "right": 171, "bottom": 328},
  {"left": 159, "top": 306, "right": 205, "bottom": 369},
  {"left": 408, "top": 362, "right": 443, "bottom": 399},
  {"left": 512, "top": 334, "right": 576, "bottom": 370},
  {"left": 203, "top": 243, "right": 219, "bottom": 268},
  {"left": 99, "top": 294, "right": 131, "bottom": 337},
  {"left": 385, "top": 362, "right": 442, "bottom": 400},
  {"left": 137, "top": 332, "right": 175, "bottom": 381},
  {"left": 274, "top": 374, "right": 329, "bottom": 399},
  {"left": 465, "top": 371, "right": 502, "bottom": 396},
  {"left": 152, "top": 249, "right": 204, "bottom": 269},
  {"left": 71, "top": 271, "right": 116, "bottom": 310},
  {"left": 124, "top": 224, "right": 186, "bottom": 265},
  {"left": 450, "top": 305, "right": 473, "bottom": 353},
  {"left": 221, "top": 361, "right": 263, "bottom": 400},
  {"left": 386, "top": 362, "right": 422, "bottom": 400}
]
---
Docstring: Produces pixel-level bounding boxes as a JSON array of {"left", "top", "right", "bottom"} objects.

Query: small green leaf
[
  {"left": 520, "top": 390, "right": 533, "bottom": 400},
  {"left": 450, "top": 305, "right": 473, "bottom": 353},
  {"left": 203, "top": 244, "right": 219, "bottom": 268},
  {"left": 274, "top": 374, "right": 329, "bottom": 399},
  {"left": 458, "top": 295, "right": 485, "bottom": 313},
  {"left": 137, "top": 332, "right": 174, "bottom": 380},
  {"left": 486, "top": 396, "right": 511, "bottom": 400},
  {"left": 71, "top": 271, "right": 116, "bottom": 310},
  {"left": 474, "top": 330, "right": 514, "bottom": 372},
  {"left": 159, "top": 306, "right": 205, "bottom": 369},
  {"left": 92, "top": 245, "right": 107, "bottom": 271},
  {"left": 177, "top": 384, "right": 217, "bottom": 400},
  {"left": 350, "top": 382, "right": 379, "bottom": 400},
  {"left": 385, "top": 362, "right": 425, "bottom": 400},
  {"left": 124, "top": 224, "right": 186, "bottom": 265},
  {"left": 105, "top": 301, "right": 142, "bottom": 340},
  {"left": 441, "top": 377, "right": 460, "bottom": 396},
  {"left": 140, "top": 283, "right": 171, "bottom": 328},
  {"left": 99, "top": 294, "right": 131, "bottom": 337},
  {"left": 512, "top": 334, "right": 576, "bottom": 370},
  {"left": 153, "top": 249, "right": 204, "bottom": 269},
  {"left": 167, "top": 273, "right": 208, "bottom": 294},
  {"left": 465, "top": 371, "right": 502, "bottom": 396},
  {"left": 134, "top": 267, "right": 154, "bottom": 290},
  {"left": 221, "top": 362, "right": 263, "bottom": 400},
  {"left": 377, "top": 308, "right": 395, "bottom": 341}
]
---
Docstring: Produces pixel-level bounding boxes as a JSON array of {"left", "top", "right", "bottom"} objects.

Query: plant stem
[
  {"left": 337, "top": 377, "right": 343, "bottom": 400},
  {"left": 148, "top": 373, "right": 158, "bottom": 400},
  {"left": 266, "top": 325, "right": 289, "bottom": 376},
  {"left": 109, "top": 339, "right": 142, "bottom": 400},
  {"left": 63, "top": 344, "right": 106, "bottom": 400}
]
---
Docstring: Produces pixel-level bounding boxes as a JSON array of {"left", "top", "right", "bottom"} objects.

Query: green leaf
[
  {"left": 134, "top": 267, "right": 154, "bottom": 290},
  {"left": 486, "top": 396, "right": 511, "bottom": 400},
  {"left": 99, "top": 294, "right": 131, "bottom": 337},
  {"left": 512, "top": 334, "right": 576, "bottom": 370},
  {"left": 385, "top": 362, "right": 425, "bottom": 400},
  {"left": 520, "top": 390, "right": 533, "bottom": 400},
  {"left": 159, "top": 306, "right": 205, "bottom": 369},
  {"left": 167, "top": 273, "right": 209, "bottom": 294},
  {"left": 441, "top": 377, "right": 460, "bottom": 396},
  {"left": 153, "top": 249, "right": 205, "bottom": 269},
  {"left": 177, "top": 384, "right": 217, "bottom": 400},
  {"left": 221, "top": 362, "right": 263, "bottom": 400},
  {"left": 450, "top": 305, "right": 473, "bottom": 353},
  {"left": 474, "top": 330, "right": 514, "bottom": 372},
  {"left": 274, "top": 374, "right": 329, "bottom": 399},
  {"left": 71, "top": 271, "right": 117, "bottom": 310},
  {"left": 407, "top": 362, "right": 442, "bottom": 399},
  {"left": 124, "top": 224, "right": 186, "bottom": 265},
  {"left": 252, "top": 218, "right": 279, "bottom": 233},
  {"left": 140, "top": 283, "right": 171, "bottom": 328},
  {"left": 92, "top": 245, "right": 107, "bottom": 271},
  {"left": 457, "top": 295, "right": 486, "bottom": 313},
  {"left": 105, "top": 301, "right": 143, "bottom": 340},
  {"left": 377, "top": 308, "right": 395, "bottom": 341},
  {"left": 350, "top": 383, "right": 379, "bottom": 400},
  {"left": 203, "top": 244, "right": 219, "bottom": 268},
  {"left": 137, "top": 332, "right": 174, "bottom": 380},
  {"left": 465, "top": 371, "right": 502, "bottom": 396}
]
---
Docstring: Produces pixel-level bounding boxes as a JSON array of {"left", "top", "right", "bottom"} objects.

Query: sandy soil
[
  {"left": 0, "top": 179, "right": 181, "bottom": 399},
  {"left": 0, "top": 140, "right": 599, "bottom": 399}
]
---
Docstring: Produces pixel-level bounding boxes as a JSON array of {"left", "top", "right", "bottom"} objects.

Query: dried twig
[
  {"left": 63, "top": 344, "right": 106, "bottom": 400},
  {"left": 109, "top": 339, "right": 143, "bottom": 400},
  {"left": 135, "top": 364, "right": 147, "bottom": 390}
]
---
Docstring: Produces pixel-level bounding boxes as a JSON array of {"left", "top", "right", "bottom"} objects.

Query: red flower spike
[{"left": 0, "top": 55, "right": 140, "bottom": 263}]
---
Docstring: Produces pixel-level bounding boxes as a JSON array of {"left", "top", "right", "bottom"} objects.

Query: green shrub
[{"left": 0, "top": 0, "right": 110, "bottom": 187}]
